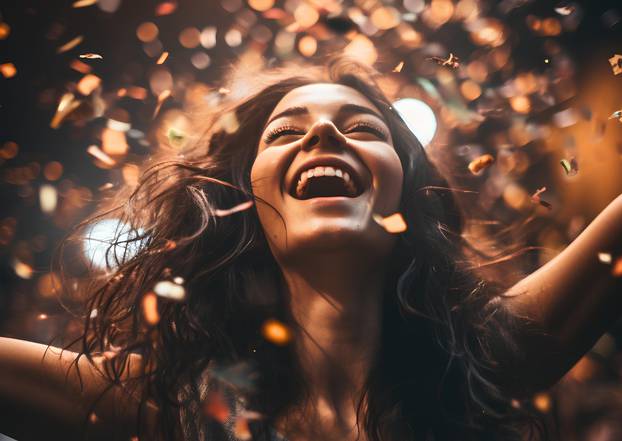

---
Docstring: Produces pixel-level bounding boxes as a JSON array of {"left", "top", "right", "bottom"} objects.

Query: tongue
[{"left": 302, "top": 176, "right": 350, "bottom": 199}]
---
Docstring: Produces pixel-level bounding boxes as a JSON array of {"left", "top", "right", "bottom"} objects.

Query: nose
[{"left": 301, "top": 118, "right": 347, "bottom": 152}]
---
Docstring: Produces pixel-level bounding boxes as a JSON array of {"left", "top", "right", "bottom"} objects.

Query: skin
[{"left": 0, "top": 83, "right": 621, "bottom": 441}]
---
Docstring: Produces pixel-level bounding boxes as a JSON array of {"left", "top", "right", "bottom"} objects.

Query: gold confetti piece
[
  {"left": 87, "top": 145, "right": 116, "bottom": 166},
  {"left": 153, "top": 280, "right": 186, "bottom": 301},
  {"left": 372, "top": 212, "right": 408, "bottom": 234},
  {"left": 530, "top": 187, "right": 552, "bottom": 210},
  {"left": 608, "top": 110, "right": 622, "bottom": 122},
  {"left": 38, "top": 313, "right": 48, "bottom": 320},
  {"left": 392, "top": 61, "right": 404, "bottom": 72},
  {"left": 218, "top": 87, "right": 231, "bottom": 95},
  {"left": 0, "top": 63, "right": 17, "bottom": 79},
  {"left": 77, "top": 74, "right": 101, "bottom": 96},
  {"left": 50, "top": 93, "right": 81, "bottom": 128},
  {"left": 73, "top": 0, "right": 97, "bottom": 7},
  {"left": 214, "top": 200, "right": 254, "bottom": 217},
  {"left": 57, "top": 35, "right": 84, "bottom": 54},
  {"left": 554, "top": 5, "right": 575, "bottom": 15},
  {"left": 468, "top": 154, "right": 494, "bottom": 174},
  {"left": 107, "top": 118, "right": 131, "bottom": 132},
  {"left": 142, "top": 292, "right": 160, "bottom": 325},
  {"left": 261, "top": 319, "right": 292, "bottom": 345},
  {"left": 233, "top": 417, "right": 252, "bottom": 440},
  {"left": 532, "top": 392, "right": 551, "bottom": 413},
  {"left": 39, "top": 184, "right": 58, "bottom": 214},
  {"left": 153, "top": 89, "right": 172, "bottom": 118},
  {"left": 598, "top": 252, "right": 612, "bottom": 264},
  {"left": 156, "top": 51, "right": 169, "bottom": 65},
  {"left": 427, "top": 53, "right": 460, "bottom": 69},
  {"left": 609, "top": 54, "right": 622, "bottom": 75},
  {"left": 560, "top": 157, "right": 578, "bottom": 176},
  {"left": 613, "top": 257, "right": 622, "bottom": 277},
  {"left": 101, "top": 127, "right": 129, "bottom": 155},
  {"left": 98, "top": 182, "right": 114, "bottom": 191},
  {"left": 79, "top": 53, "right": 103, "bottom": 59},
  {"left": 70, "top": 59, "right": 91, "bottom": 73},
  {"left": 13, "top": 259, "right": 34, "bottom": 279},
  {"left": 203, "top": 389, "right": 230, "bottom": 423}
]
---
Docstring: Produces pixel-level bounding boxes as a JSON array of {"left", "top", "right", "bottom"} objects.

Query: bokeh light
[
  {"left": 82, "top": 219, "right": 146, "bottom": 270},
  {"left": 392, "top": 98, "right": 438, "bottom": 146}
]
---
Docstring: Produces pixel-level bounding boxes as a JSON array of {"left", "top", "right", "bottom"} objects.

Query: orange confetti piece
[
  {"left": 79, "top": 53, "right": 103, "bottom": 59},
  {"left": 156, "top": 51, "right": 169, "bottom": 65},
  {"left": 73, "top": 0, "right": 97, "bottom": 7},
  {"left": 261, "top": 319, "right": 292, "bottom": 345},
  {"left": 612, "top": 257, "right": 622, "bottom": 277},
  {"left": 392, "top": 61, "right": 404, "bottom": 72},
  {"left": 156, "top": 1, "right": 177, "bottom": 16},
  {"left": 142, "top": 292, "right": 160, "bottom": 325},
  {"left": 214, "top": 200, "right": 254, "bottom": 217},
  {"left": 153, "top": 89, "right": 172, "bottom": 118},
  {"left": 373, "top": 212, "right": 407, "bottom": 234},
  {"left": 609, "top": 54, "right": 622, "bottom": 76},
  {"left": 234, "top": 417, "right": 252, "bottom": 440},
  {"left": 203, "top": 389, "right": 230, "bottom": 423},
  {"left": 102, "top": 127, "right": 129, "bottom": 156},
  {"left": 77, "top": 74, "right": 101, "bottom": 96},
  {"left": 87, "top": 145, "right": 116, "bottom": 167},
  {"left": 468, "top": 154, "right": 494, "bottom": 174},
  {"left": 530, "top": 187, "right": 552, "bottom": 210},
  {"left": 50, "top": 93, "right": 81, "bottom": 128},
  {"left": 70, "top": 59, "right": 92, "bottom": 74},
  {"left": 218, "top": 87, "right": 231, "bottom": 95},
  {"left": 57, "top": 35, "right": 84, "bottom": 54},
  {"left": 0, "top": 63, "right": 17, "bottom": 79}
]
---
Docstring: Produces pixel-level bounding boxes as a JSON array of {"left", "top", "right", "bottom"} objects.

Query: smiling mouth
[{"left": 290, "top": 165, "right": 363, "bottom": 200}]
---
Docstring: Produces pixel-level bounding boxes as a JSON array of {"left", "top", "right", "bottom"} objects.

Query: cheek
[{"left": 366, "top": 146, "right": 404, "bottom": 212}]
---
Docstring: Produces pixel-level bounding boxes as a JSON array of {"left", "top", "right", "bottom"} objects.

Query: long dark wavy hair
[{"left": 60, "top": 57, "right": 544, "bottom": 441}]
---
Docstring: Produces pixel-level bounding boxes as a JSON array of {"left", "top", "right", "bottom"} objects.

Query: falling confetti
[
  {"left": 156, "top": 51, "right": 169, "bottom": 65},
  {"left": 203, "top": 389, "right": 230, "bottom": 423},
  {"left": 372, "top": 212, "right": 408, "bottom": 234},
  {"left": 392, "top": 61, "right": 404, "bottom": 72},
  {"left": 560, "top": 157, "right": 578, "bottom": 176},
  {"left": 153, "top": 89, "right": 172, "bottom": 118},
  {"left": 50, "top": 93, "right": 81, "bottom": 128},
  {"left": 609, "top": 54, "right": 622, "bottom": 75},
  {"left": 142, "top": 292, "right": 160, "bottom": 325},
  {"left": 214, "top": 200, "right": 254, "bottom": 217},
  {"left": 13, "top": 259, "right": 34, "bottom": 279},
  {"left": 87, "top": 145, "right": 116, "bottom": 167},
  {"left": 57, "top": 36, "right": 84, "bottom": 54},
  {"left": 530, "top": 187, "right": 552, "bottom": 210},
  {"left": 427, "top": 53, "right": 460, "bottom": 69},
  {"left": 153, "top": 280, "right": 186, "bottom": 301},
  {"left": 468, "top": 154, "right": 495, "bottom": 174},
  {"left": 233, "top": 417, "right": 252, "bottom": 440},
  {"left": 554, "top": 5, "right": 576, "bottom": 16},
  {"left": 261, "top": 319, "right": 292, "bottom": 345},
  {"left": 608, "top": 110, "right": 622, "bottom": 122},
  {"left": 79, "top": 53, "right": 103, "bottom": 59},
  {"left": 73, "top": 0, "right": 97, "bottom": 7},
  {"left": 598, "top": 252, "right": 612, "bottom": 264}
]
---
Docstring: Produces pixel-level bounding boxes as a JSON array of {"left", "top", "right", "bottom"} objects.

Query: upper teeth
[{"left": 295, "top": 166, "right": 357, "bottom": 198}]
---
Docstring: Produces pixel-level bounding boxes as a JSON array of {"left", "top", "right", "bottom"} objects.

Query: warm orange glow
[
  {"left": 460, "top": 80, "right": 482, "bottom": 101},
  {"left": 136, "top": 22, "right": 159, "bottom": 42},
  {"left": 261, "top": 319, "right": 292, "bottom": 345},
  {"left": 510, "top": 95, "right": 531, "bottom": 114},
  {"left": 298, "top": 35, "right": 317, "bottom": 57}
]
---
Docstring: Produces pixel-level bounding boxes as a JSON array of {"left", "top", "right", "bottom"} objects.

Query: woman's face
[{"left": 250, "top": 83, "right": 404, "bottom": 265}]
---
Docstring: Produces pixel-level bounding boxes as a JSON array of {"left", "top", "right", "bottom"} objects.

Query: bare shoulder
[{"left": 0, "top": 337, "right": 158, "bottom": 440}]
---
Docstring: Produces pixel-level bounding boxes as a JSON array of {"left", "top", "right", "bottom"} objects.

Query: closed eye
[
  {"left": 343, "top": 122, "right": 389, "bottom": 141},
  {"left": 263, "top": 125, "right": 305, "bottom": 144}
]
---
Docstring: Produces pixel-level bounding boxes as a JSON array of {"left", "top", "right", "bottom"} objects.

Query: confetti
[
  {"left": 156, "top": 51, "right": 169, "bottom": 65},
  {"left": 77, "top": 74, "right": 101, "bottom": 96},
  {"left": 598, "top": 252, "right": 612, "bottom": 264},
  {"left": 261, "top": 319, "right": 292, "bottom": 345},
  {"left": 37, "top": 313, "right": 48, "bottom": 320},
  {"left": 214, "top": 200, "right": 254, "bottom": 217},
  {"left": 156, "top": 1, "right": 177, "bottom": 16},
  {"left": 392, "top": 61, "right": 404, "bottom": 72},
  {"left": 0, "top": 63, "right": 17, "bottom": 79},
  {"left": 167, "top": 127, "right": 186, "bottom": 147},
  {"left": 153, "top": 89, "right": 172, "bottom": 118},
  {"left": 70, "top": 59, "right": 92, "bottom": 74},
  {"left": 613, "top": 257, "right": 622, "bottom": 277},
  {"left": 533, "top": 392, "right": 551, "bottom": 413},
  {"left": 142, "top": 292, "right": 160, "bottom": 325},
  {"left": 79, "top": 53, "right": 103, "bottom": 59},
  {"left": 372, "top": 212, "right": 408, "bottom": 234},
  {"left": 203, "top": 389, "right": 230, "bottom": 423},
  {"left": 87, "top": 145, "right": 117, "bottom": 167},
  {"left": 153, "top": 280, "right": 186, "bottom": 301},
  {"left": 530, "top": 187, "right": 552, "bottom": 210},
  {"left": 560, "top": 157, "right": 578, "bottom": 176},
  {"left": 218, "top": 87, "right": 231, "bottom": 95},
  {"left": 468, "top": 154, "right": 495, "bottom": 174},
  {"left": 608, "top": 110, "right": 622, "bottom": 122},
  {"left": 73, "top": 0, "right": 97, "bottom": 7},
  {"left": 39, "top": 184, "right": 58, "bottom": 214},
  {"left": 554, "top": 5, "right": 576, "bottom": 16},
  {"left": 609, "top": 54, "right": 622, "bottom": 75},
  {"left": 13, "top": 259, "right": 34, "bottom": 279},
  {"left": 50, "top": 93, "right": 81, "bottom": 129},
  {"left": 427, "top": 53, "right": 460, "bottom": 69},
  {"left": 57, "top": 36, "right": 84, "bottom": 54},
  {"left": 233, "top": 417, "right": 252, "bottom": 440}
]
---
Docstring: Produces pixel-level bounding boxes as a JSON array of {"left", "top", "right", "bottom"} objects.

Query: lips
[{"left": 286, "top": 156, "right": 366, "bottom": 200}]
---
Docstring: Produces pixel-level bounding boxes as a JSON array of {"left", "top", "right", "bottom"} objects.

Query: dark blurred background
[{"left": 1, "top": 0, "right": 622, "bottom": 439}]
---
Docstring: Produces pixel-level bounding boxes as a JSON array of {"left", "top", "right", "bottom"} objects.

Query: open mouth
[{"left": 290, "top": 165, "right": 363, "bottom": 200}]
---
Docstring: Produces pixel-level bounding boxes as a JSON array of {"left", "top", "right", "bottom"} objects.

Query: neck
[{"left": 278, "top": 251, "right": 385, "bottom": 436}]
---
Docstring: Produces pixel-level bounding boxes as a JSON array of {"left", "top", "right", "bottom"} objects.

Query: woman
[{"left": 1, "top": 57, "right": 621, "bottom": 441}]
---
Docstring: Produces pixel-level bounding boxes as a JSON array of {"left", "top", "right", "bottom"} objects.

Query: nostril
[{"left": 306, "top": 135, "right": 320, "bottom": 147}]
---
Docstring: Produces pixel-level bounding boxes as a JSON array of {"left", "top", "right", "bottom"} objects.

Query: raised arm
[
  {"left": 0, "top": 337, "right": 158, "bottom": 441},
  {"left": 503, "top": 194, "right": 622, "bottom": 391}
]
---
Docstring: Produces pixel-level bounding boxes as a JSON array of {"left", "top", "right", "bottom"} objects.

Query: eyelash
[{"left": 263, "top": 122, "right": 388, "bottom": 143}]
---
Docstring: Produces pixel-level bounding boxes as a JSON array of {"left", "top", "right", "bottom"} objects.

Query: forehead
[{"left": 268, "top": 83, "right": 381, "bottom": 119}]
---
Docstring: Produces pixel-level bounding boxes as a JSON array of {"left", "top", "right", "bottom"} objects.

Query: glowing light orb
[
  {"left": 83, "top": 219, "right": 146, "bottom": 270},
  {"left": 392, "top": 98, "right": 438, "bottom": 146}
]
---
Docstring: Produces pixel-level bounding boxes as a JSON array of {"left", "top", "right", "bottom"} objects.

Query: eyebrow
[{"left": 265, "top": 103, "right": 385, "bottom": 127}]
